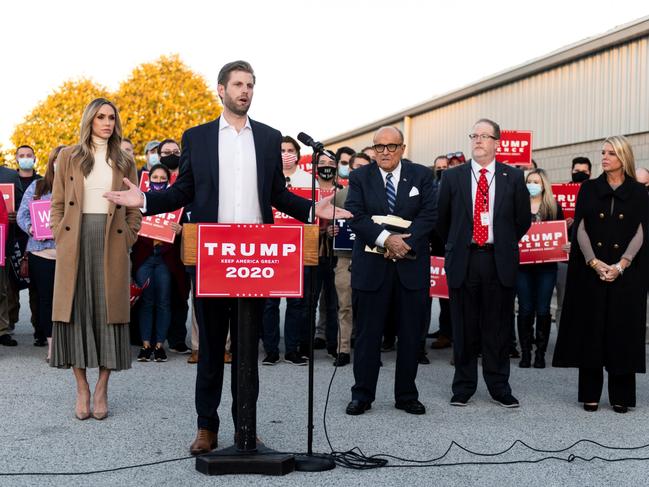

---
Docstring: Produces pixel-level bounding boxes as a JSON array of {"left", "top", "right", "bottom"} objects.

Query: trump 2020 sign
[{"left": 196, "top": 224, "right": 304, "bottom": 298}]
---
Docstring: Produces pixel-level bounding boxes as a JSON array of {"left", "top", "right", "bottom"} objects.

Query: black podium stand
[{"left": 195, "top": 298, "right": 295, "bottom": 475}]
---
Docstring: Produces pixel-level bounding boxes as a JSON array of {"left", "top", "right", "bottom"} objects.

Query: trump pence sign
[
  {"left": 196, "top": 224, "right": 304, "bottom": 298},
  {"left": 518, "top": 220, "right": 569, "bottom": 264},
  {"left": 496, "top": 130, "right": 532, "bottom": 166},
  {"left": 430, "top": 256, "right": 449, "bottom": 299}
]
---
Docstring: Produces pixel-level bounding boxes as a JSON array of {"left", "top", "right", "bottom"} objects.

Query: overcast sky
[{"left": 1, "top": 1, "right": 647, "bottom": 152}]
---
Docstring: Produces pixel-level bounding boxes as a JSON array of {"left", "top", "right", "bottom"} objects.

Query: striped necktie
[{"left": 386, "top": 172, "right": 396, "bottom": 213}]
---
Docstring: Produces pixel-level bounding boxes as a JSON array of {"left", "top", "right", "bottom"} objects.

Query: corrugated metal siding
[{"left": 328, "top": 37, "right": 649, "bottom": 178}]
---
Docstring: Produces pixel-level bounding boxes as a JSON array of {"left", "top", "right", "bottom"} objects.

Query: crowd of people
[{"left": 1, "top": 60, "right": 647, "bottom": 454}]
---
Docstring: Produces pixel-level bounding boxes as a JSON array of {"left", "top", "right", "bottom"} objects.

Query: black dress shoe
[
  {"left": 346, "top": 400, "right": 371, "bottom": 415},
  {"left": 613, "top": 405, "right": 629, "bottom": 414},
  {"left": 417, "top": 352, "right": 430, "bottom": 365},
  {"left": 395, "top": 399, "right": 426, "bottom": 415},
  {"left": 327, "top": 346, "right": 338, "bottom": 358},
  {"left": 34, "top": 338, "right": 47, "bottom": 347},
  {"left": 583, "top": 403, "right": 599, "bottom": 412},
  {"left": 0, "top": 335, "right": 17, "bottom": 346},
  {"left": 313, "top": 337, "right": 326, "bottom": 350},
  {"left": 450, "top": 394, "right": 471, "bottom": 406},
  {"left": 333, "top": 352, "right": 350, "bottom": 367},
  {"left": 381, "top": 339, "right": 395, "bottom": 352},
  {"left": 493, "top": 393, "right": 520, "bottom": 408}
]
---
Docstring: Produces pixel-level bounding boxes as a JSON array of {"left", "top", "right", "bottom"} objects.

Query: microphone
[{"left": 297, "top": 132, "right": 325, "bottom": 152}]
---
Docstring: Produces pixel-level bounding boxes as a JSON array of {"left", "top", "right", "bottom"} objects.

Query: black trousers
[
  {"left": 27, "top": 253, "right": 55, "bottom": 339},
  {"left": 193, "top": 292, "right": 263, "bottom": 432},
  {"left": 352, "top": 264, "right": 427, "bottom": 403},
  {"left": 450, "top": 248, "right": 514, "bottom": 398},
  {"left": 578, "top": 368, "right": 636, "bottom": 407}
]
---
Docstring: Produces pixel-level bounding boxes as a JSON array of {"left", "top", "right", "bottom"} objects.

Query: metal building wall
[{"left": 328, "top": 36, "right": 649, "bottom": 181}]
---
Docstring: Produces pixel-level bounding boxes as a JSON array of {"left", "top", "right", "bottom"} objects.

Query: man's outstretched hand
[
  {"left": 104, "top": 178, "right": 145, "bottom": 208},
  {"left": 315, "top": 194, "right": 353, "bottom": 220}
]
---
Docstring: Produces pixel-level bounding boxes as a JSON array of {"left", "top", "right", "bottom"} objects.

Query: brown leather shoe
[
  {"left": 187, "top": 350, "right": 199, "bottom": 364},
  {"left": 431, "top": 335, "right": 452, "bottom": 349},
  {"left": 224, "top": 351, "right": 232, "bottom": 364},
  {"left": 190, "top": 428, "right": 218, "bottom": 455}
]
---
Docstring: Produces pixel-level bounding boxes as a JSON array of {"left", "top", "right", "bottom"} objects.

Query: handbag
[
  {"left": 19, "top": 254, "right": 29, "bottom": 279},
  {"left": 8, "top": 241, "right": 30, "bottom": 289}
]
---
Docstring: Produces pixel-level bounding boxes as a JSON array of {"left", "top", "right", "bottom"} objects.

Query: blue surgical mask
[
  {"left": 148, "top": 153, "right": 160, "bottom": 166},
  {"left": 337, "top": 164, "right": 350, "bottom": 179},
  {"left": 18, "top": 158, "right": 35, "bottom": 170},
  {"left": 526, "top": 183, "right": 542, "bottom": 197}
]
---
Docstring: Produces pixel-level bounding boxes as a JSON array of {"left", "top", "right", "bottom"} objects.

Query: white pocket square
[{"left": 409, "top": 187, "right": 419, "bottom": 197}]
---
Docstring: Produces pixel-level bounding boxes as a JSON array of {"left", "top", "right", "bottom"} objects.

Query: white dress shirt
[
  {"left": 217, "top": 116, "right": 262, "bottom": 223},
  {"left": 470, "top": 159, "right": 496, "bottom": 244},
  {"left": 375, "top": 162, "right": 402, "bottom": 247}
]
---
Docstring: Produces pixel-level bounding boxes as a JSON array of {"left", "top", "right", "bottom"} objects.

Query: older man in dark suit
[
  {"left": 344, "top": 126, "right": 437, "bottom": 416},
  {"left": 105, "top": 60, "right": 349, "bottom": 454},
  {"left": 437, "top": 118, "right": 531, "bottom": 408}
]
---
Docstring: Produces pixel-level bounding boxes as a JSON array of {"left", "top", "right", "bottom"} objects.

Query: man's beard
[{"left": 224, "top": 93, "right": 250, "bottom": 116}]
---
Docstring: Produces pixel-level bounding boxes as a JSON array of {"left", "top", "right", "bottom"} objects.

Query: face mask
[
  {"left": 526, "top": 183, "right": 542, "bottom": 197},
  {"left": 571, "top": 171, "right": 589, "bottom": 183},
  {"left": 281, "top": 152, "right": 298, "bottom": 170},
  {"left": 148, "top": 153, "right": 160, "bottom": 167},
  {"left": 150, "top": 181, "right": 168, "bottom": 191},
  {"left": 18, "top": 158, "right": 35, "bottom": 170},
  {"left": 160, "top": 154, "right": 180, "bottom": 170},
  {"left": 435, "top": 169, "right": 445, "bottom": 180},
  {"left": 317, "top": 166, "right": 336, "bottom": 180},
  {"left": 337, "top": 164, "right": 350, "bottom": 179}
]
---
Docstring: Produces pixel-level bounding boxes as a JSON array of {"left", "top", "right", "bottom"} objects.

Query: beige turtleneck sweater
[{"left": 83, "top": 136, "right": 113, "bottom": 214}]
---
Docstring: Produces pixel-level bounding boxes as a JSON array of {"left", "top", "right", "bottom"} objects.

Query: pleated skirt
[{"left": 50, "top": 214, "right": 131, "bottom": 371}]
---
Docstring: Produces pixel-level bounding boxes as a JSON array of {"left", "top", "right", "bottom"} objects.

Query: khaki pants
[
  {"left": 334, "top": 256, "right": 353, "bottom": 354},
  {"left": 0, "top": 265, "right": 19, "bottom": 336}
]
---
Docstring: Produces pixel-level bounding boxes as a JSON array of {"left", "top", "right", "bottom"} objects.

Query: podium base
[
  {"left": 294, "top": 453, "right": 337, "bottom": 472},
  {"left": 195, "top": 444, "right": 295, "bottom": 476}
]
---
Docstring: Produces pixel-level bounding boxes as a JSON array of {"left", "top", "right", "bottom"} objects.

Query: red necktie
[{"left": 472, "top": 168, "right": 489, "bottom": 246}]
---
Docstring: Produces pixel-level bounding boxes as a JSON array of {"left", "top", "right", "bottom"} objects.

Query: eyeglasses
[
  {"left": 446, "top": 151, "right": 464, "bottom": 159},
  {"left": 372, "top": 143, "right": 402, "bottom": 153},
  {"left": 161, "top": 150, "right": 181, "bottom": 156},
  {"left": 468, "top": 134, "right": 497, "bottom": 141}
]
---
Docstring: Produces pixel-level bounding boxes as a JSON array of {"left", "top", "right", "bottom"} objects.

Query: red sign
[
  {"left": 0, "top": 224, "right": 5, "bottom": 266},
  {"left": 430, "top": 256, "right": 449, "bottom": 299},
  {"left": 518, "top": 220, "right": 569, "bottom": 264},
  {"left": 138, "top": 208, "right": 184, "bottom": 243},
  {"left": 0, "top": 184, "right": 15, "bottom": 213},
  {"left": 273, "top": 187, "right": 319, "bottom": 225},
  {"left": 29, "top": 200, "right": 53, "bottom": 240},
  {"left": 496, "top": 130, "right": 533, "bottom": 166},
  {"left": 552, "top": 183, "right": 580, "bottom": 219},
  {"left": 139, "top": 170, "right": 178, "bottom": 192},
  {"left": 196, "top": 224, "right": 304, "bottom": 298}
]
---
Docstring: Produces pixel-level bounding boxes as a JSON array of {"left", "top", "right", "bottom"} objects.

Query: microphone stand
[{"left": 294, "top": 149, "right": 336, "bottom": 472}]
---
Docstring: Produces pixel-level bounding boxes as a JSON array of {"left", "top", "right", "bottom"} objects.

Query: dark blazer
[
  {"left": 345, "top": 161, "right": 437, "bottom": 291},
  {"left": 436, "top": 161, "right": 530, "bottom": 288},
  {"left": 146, "top": 117, "right": 312, "bottom": 223}
]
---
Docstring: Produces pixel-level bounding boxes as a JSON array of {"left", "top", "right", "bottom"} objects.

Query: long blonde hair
[
  {"left": 72, "top": 98, "right": 131, "bottom": 176},
  {"left": 527, "top": 168, "right": 558, "bottom": 220},
  {"left": 603, "top": 135, "right": 636, "bottom": 179}
]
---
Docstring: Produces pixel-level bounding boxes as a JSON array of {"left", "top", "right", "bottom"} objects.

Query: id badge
[{"left": 480, "top": 212, "right": 490, "bottom": 226}]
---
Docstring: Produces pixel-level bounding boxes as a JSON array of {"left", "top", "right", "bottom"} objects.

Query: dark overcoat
[{"left": 552, "top": 174, "right": 649, "bottom": 374}]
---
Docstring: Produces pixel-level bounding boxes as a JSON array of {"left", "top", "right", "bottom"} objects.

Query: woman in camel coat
[{"left": 50, "top": 98, "right": 141, "bottom": 420}]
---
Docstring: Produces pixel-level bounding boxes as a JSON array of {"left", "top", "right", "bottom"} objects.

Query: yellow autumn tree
[
  {"left": 10, "top": 79, "right": 110, "bottom": 175},
  {"left": 10, "top": 54, "right": 222, "bottom": 172},
  {"left": 114, "top": 54, "right": 222, "bottom": 165}
]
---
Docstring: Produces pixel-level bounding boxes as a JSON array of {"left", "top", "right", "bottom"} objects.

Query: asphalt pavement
[{"left": 2, "top": 291, "right": 649, "bottom": 487}]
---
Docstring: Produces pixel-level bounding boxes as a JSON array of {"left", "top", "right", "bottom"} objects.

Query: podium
[{"left": 181, "top": 223, "right": 319, "bottom": 476}]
